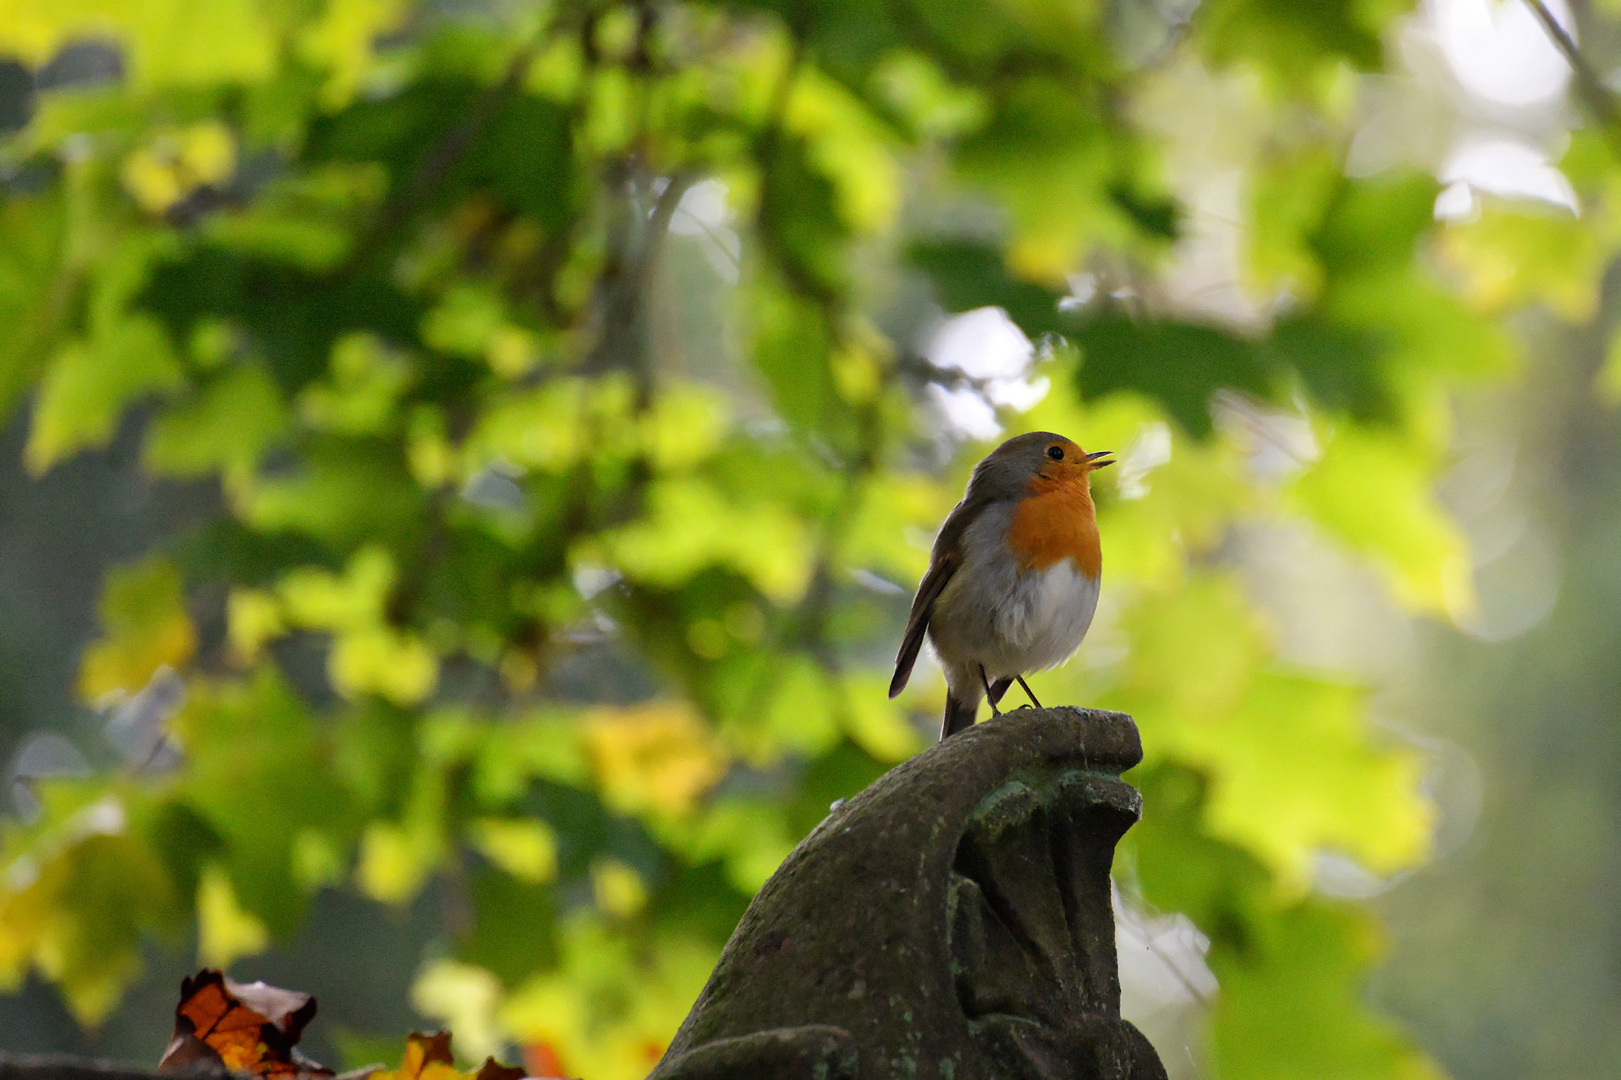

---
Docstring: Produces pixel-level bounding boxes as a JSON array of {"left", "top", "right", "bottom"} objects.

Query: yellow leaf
[
  {"left": 196, "top": 863, "right": 269, "bottom": 969},
  {"left": 639, "top": 383, "right": 730, "bottom": 470},
  {"left": 410, "top": 962, "right": 506, "bottom": 1061},
  {"left": 330, "top": 628, "right": 439, "bottom": 705},
  {"left": 591, "top": 858, "right": 647, "bottom": 917},
  {"left": 469, "top": 819, "right": 558, "bottom": 883},
  {"left": 356, "top": 757, "right": 448, "bottom": 904},
  {"left": 78, "top": 556, "right": 196, "bottom": 700},
  {"left": 357, "top": 821, "right": 437, "bottom": 905},
  {"left": 225, "top": 588, "right": 284, "bottom": 664},
  {"left": 0, "top": 0, "right": 277, "bottom": 88},
  {"left": 585, "top": 703, "right": 728, "bottom": 817},
  {"left": 1439, "top": 204, "right": 1613, "bottom": 322},
  {"left": 123, "top": 123, "right": 237, "bottom": 214},
  {"left": 297, "top": 0, "right": 408, "bottom": 109},
  {"left": 277, "top": 546, "right": 395, "bottom": 631},
  {"left": 0, "top": 829, "right": 175, "bottom": 1025},
  {"left": 501, "top": 916, "right": 718, "bottom": 1080}
]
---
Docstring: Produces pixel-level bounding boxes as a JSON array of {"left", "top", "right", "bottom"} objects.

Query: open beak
[{"left": 1084, "top": 449, "right": 1115, "bottom": 469}]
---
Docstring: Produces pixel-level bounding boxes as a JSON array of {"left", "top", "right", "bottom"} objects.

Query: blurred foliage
[{"left": 0, "top": 0, "right": 1608, "bottom": 1077}]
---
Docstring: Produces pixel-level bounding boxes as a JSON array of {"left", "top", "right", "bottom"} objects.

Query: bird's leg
[
  {"left": 979, "top": 664, "right": 1002, "bottom": 716},
  {"left": 1015, "top": 675, "right": 1043, "bottom": 710}
]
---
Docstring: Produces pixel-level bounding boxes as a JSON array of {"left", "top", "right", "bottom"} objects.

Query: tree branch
[
  {"left": 341, "top": 36, "right": 544, "bottom": 275},
  {"left": 1523, "top": 0, "right": 1621, "bottom": 149}
]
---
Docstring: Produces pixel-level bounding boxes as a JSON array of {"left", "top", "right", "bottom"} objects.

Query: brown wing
[
  {"left": 889, "top": 553, "right": 957, "bottom": 698},
  {"left": 888, "top": 495, "right": 988, "bottom": 699}
]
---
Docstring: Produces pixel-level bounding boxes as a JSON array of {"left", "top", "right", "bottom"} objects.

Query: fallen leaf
[
  {"left": 158, "top": 969, "right": 333, "bottom": 1078},
  {"left": 369, "top": 1032, "right": 530, "bottom": 1080}
]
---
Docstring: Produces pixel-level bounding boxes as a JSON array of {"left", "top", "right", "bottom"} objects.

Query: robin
[{"left": 889, "top": 431, "right": 1114, "bottom": 740}]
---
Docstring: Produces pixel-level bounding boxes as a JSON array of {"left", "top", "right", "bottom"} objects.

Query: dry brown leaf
[{"left": 158, "top": 969, "right": 332, "bottom": 1078}]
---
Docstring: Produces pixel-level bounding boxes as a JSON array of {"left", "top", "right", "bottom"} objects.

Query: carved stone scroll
[{"left": 651, "top": 706, "right": 1167, "bottom": 1080}]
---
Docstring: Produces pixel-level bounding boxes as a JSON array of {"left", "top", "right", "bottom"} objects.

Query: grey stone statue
[{"left": 650, "top": 706, "right": 1168, "bottom": 1080}]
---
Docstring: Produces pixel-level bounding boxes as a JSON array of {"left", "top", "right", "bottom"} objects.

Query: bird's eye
[{"left": 1046, "top": 445, "right": 1065, "bottom": 462}]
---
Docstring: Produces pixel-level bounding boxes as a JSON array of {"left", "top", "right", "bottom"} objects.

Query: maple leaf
[
  {"left": 158, "top": 969, "right": 333, "bottom": 1078},
  {"left": 371, "top": 1032, "right": 532, "bottom": 1080}
]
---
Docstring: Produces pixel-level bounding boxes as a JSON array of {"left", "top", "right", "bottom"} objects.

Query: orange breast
[{"left": 1007, "top": 479, "right": 1101, "bottom": 579}]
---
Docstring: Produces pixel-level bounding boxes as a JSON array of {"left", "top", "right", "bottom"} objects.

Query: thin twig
[
  {"left": 1523, "top": 0, "right": 1621, "bottom": 152},
  {"left": 642, "top": 172, "right": 698, "bottom": 292},
  {"left": 341, "top": 36, "right": 544, "bottom": 275}
]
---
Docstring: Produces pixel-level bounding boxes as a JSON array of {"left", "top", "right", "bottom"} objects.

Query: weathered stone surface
[
  {"left": 652, "top": 706, "right": 1167, "bottom": 1080},
  {"left": 0, "top": 1057, "right": 214, "bottom": 1080}
]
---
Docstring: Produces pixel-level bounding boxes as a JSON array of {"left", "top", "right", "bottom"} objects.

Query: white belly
[
  {"left": 990, "top": 560, "right": 1100, "bottom": 674},
  {"left": 930, "top": 557, "right": 1100, "bottom": 680}
]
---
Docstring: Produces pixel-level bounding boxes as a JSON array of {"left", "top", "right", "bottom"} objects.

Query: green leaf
[
  {"left": 0, "top": 192, "right": 68, "bottom": 421},
  {"left": 1129, "top": 766, "right": 1444, "bottom": 1080},
  {"left": 204, "top": 163, "right": 388, "bottom": 270},
  {"left": 356, "top": 754, "right": 449, "bottom": 905},
  {"left": 1439, "top": 206, "right": 1612, "bottom": 322},
  {"left": 1246, "top": 146, "right": 1342, "bottom": 299},
  {"left": 909, "top": 239, "right": 1069, "bottom": 338},
  {"left": 196, "top": 861, "right": 269, "bottom": 969},
  {"left": 1118, "top": 578, "right": 1432, "bottom": 881},
  {"left": 954, "top": 77, "right": 1143, "bottom": 281},
  {"left": 457, "top": 867, "right": 558, "bottom": 987},
  {"left": 1286, "top": 425, "right": 1471, "bottom": 614},
  {"left": 78, "top": 555, "right": 196, "bottom": 700},
  {"left": 177, "top": 670, "right": 353, "bottom": 933},
  {"left": 0, "top": 830, "right": 179, "bottom": 1024},
  {"left": 785, "top": 66, "right": 902, "bottom": 235},
  {"left": 0, "top": 0, "right": 278, "bottom": 88},
  {"left": 235, "top": 441, "right": 426, "bottom": 548},
  {"left": 296, "top": 0, "right": 411, "bottom": 109},
  {"left": 1213, "top": 902, "right": 1445, "bottom": 1080},
  {"left": 1073, "top": 317, "right": 1270, "bottom": 437},
  {"left": 868, "top": 52, "right": 987, "bottom": 140},
  {"left": 1269, "top": 315, "right": 1389, "bottom": 422},
  {"left": 1312, "top": 173, "right": 1440, "bottom": 282},
  {"left": 298, "top": 333, "right": 414, "bottom": 435},
  {"left": 1194, "top": 0, "right": 1396, "bottom": 90},
  {"left": 599, "top": 475, "right": 816, "bottom": 605},
  {"left": 747, "top": 276, "right": 843, "bottom": 436},
  {"left": 27, "top": 314, "right": 184, "bottom": 474},
  {"left": 144, "top": 362, "right": 290, "bottom": 477},
  {"left": 1195, "top": 672, "right": 1431, "bottom": 881}
]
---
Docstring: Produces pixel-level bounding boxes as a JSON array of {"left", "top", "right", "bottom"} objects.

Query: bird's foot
[{"left": 979, "top": 664, "right": 1003, "bottom": 716}]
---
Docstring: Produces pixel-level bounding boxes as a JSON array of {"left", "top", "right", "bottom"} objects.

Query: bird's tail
[{"left": 941, "top": 693, "right": 978, "bottom": 740}]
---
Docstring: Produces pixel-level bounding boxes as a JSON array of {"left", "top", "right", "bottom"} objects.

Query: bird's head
[{"left": 971, "top": 430, "right": 1114, "bottom": 498}]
